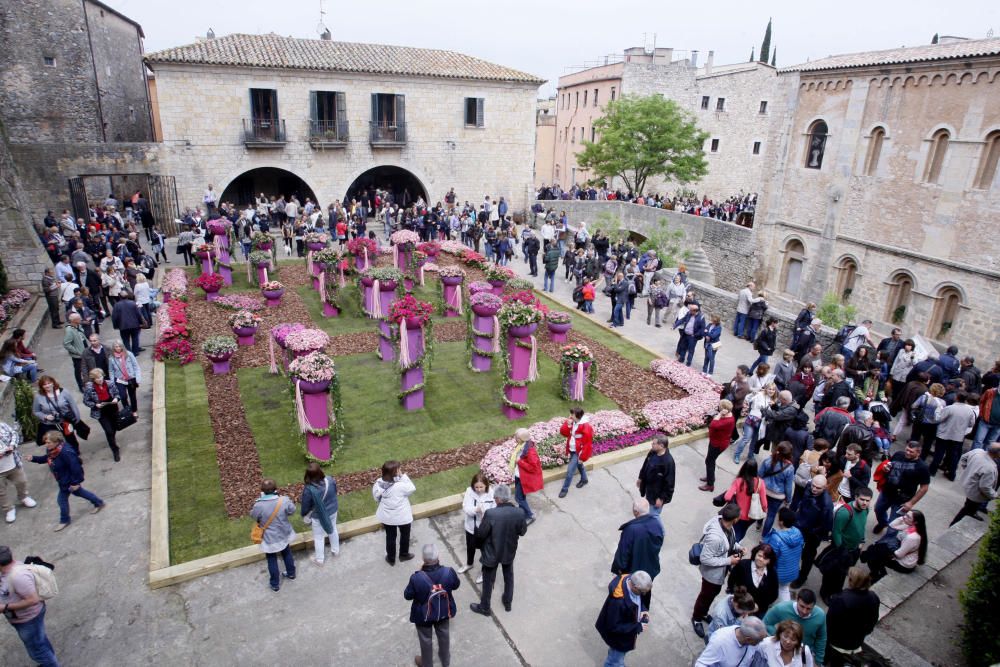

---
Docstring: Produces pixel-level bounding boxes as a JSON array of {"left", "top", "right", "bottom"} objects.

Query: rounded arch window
[
  {"left": 780, "top": 239, "right": 806, "bottom": 295},
  {"left": 884, "top": 271, "right": 914, "bottom": 324},
  {"left": 865, "top": 127, "right": 886, "bottom": 176},
  {"left": 805, "top": 120, "right": 828, "bottom": 169},
  {"left": 834, "top": 256, "right": 859, "bottom": 301},
  {"left": 975, "top": 130, "right": 1000, "bottom": 190},
  {"left": 927, "top": 286, "right": 963, "bottom": 341},
  {"left": 924, "top": 129, "right": 950, "bottom": 184}
]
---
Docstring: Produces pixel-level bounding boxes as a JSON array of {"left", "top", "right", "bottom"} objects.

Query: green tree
[
  {"left": 591, "top": 210, "right": 624, "bottom": 240},
  {"left": 638, "top": 219, "right": 690, "bottom": 268},
  {"left": 961, "top": 507, "right": 1000, "bottom": 666},
  {"left": 759, "top": 18, "right": 772, "bottom": 64},
  {"left": 815, "top": 292, "right": 857, "bottom": 330},
  {"left": 932, "top": 33, "right": 939, "bottom": 44},
  {"left": 576, "top": 95, "right": 708, "bottom": 196}
]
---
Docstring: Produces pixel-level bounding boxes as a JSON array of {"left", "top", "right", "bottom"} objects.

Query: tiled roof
[
  {"left": 781, "top": 37, "right": 1000, "bottom": 73},
  {"left": 145, "top": 33, "right": 545, "bottom": 84}
]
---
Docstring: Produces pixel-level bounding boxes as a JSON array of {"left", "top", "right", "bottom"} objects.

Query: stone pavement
[{"left": 0, "top": 251, "right": 972, "bottom": 667}]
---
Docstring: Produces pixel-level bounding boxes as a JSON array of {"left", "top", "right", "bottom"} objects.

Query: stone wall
[
  {"left": 0, "top": 124, "right": 53, "bottom": 290},
  {"left": 151, "top": 63, "right": 538, "bottom": 211}
]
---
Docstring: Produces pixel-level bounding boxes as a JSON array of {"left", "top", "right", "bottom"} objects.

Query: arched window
[
  {"left": 974, "top": 130, "right": 1000, "bottom": 190},
  {"left": 834, "top": 257, "right": 858, "bottom": 301},
  {"left": 927, "top": 286, "right": 963, "bottom": 340},
  {"left": 780, "top": 239, "right": 806, "bottom": 295},
  {"left": 884, "top": 271, "right": 914, "bottom": 324},
  {"left": 555, "top": 164, "right": 561, "bottom": 180},
  {"left": 805, "top": 120, "right": 828, "bottom": 169},
  {"left": 924, "top": 129, "right": 950, "bottom": 184},
  {"left": 865, "top": 127, "right": 885, "bottom": 176}
]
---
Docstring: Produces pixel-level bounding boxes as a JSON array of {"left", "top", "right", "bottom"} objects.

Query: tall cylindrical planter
[
  {"left": 568, "top": 361, "right": 592, "bottom": 402},
  {"left": 361, "top": 278, "right": 376, "bottom": 318},
  {"left": 378, "top": 284, "right": 399, "bottom": 362},
  {"left": 298, "top": 380, "right": 331, "bottom": 461},
  {"left": 215, "top": 234, "right": 234, "bottom": 286},
  {"left": 255, "top": 263, "right": 270, "bottom": 286},
  {"left": 471, "top": 304, "right": 500, "bottom": 372},
  {"left": 401, "top": 321, "right": 425, "bottom": 411},
  {"left": 442, "top": 276, "right": 464, "bottom": 318},
  {"left": 547, "top": 321, "right": 572, "bottom": 343},
  {"left": 503, "top": 323, "right": 537, "bottom": 420},
  {"left": 396, "top": 246, "right": 411, "bottom": 273},
  {"left": 200, "top": 255, "right": 214, "bottom": 276},
  {"left": 322, "top": 302, "right": 339, "bottom": 317}
]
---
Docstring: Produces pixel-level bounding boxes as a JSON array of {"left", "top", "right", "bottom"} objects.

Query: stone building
[
  {"left": 755, "top": 37, "right": 1000, "bottom": 361},
  {"left": 533, "top": 97, "right": 556, "bottom": 188},
  {"left": 145, "top": 33, "right": 543, "bottom": 212},
  {"left": 543, "top": 47, "right": 779, "bottom": 197}
]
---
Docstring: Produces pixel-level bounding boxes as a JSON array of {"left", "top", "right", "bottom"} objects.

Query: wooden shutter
[
  {"left": 335, "top": 91, "right": 347, "bottom": 137},
  {"left": 476, "top": 98, "right": 484, "bottom": 127},
  {"left": 371, "top": 93, "right": 378, "bottom": 125},
  {"left": 309, "top": 91, "right": 318, "bottom": 123},
  {"left": 394, "top": 94, "right": 405, "bottom": 127}
]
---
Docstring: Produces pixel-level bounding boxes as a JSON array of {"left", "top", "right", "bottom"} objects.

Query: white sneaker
[
  {"left": 475, "top": 573, "right": 484, "bottom": 584},
  {"left": 21, "top": 496, "right": 37, "bottom": 508},
  {"left": 456, "top": 564, "right": 471, "bottom": 574},
  {"left": 4, "top": 508, "right": 15, "bottom": 523}
]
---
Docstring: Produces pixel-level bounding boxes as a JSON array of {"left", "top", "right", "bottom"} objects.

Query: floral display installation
[
  {"left": 194, "top": 272, "right": 224, "bottom": 295},
  {"left": 558, "top": 343, "right": 597, "bottom": 401},
  {"left": 287, "top": 351, "right": 346, "bottom": 462},
  {"left": 161, "top": 269, "right": 188, "bottom": 300},
  {"left": 153, "top": 300, "right": 194, "bottom": 364},
  {"left": 465, "top": 291, "right": 503, "bottom": 369},
  {"left": 496, "top": 300, "right": 544, "bottom": 413},
  {"left": 388, "top": 295, "right": 435, "bottom": 402},
  {"left": 284, "top": 328, "right": 331, "bottom": 355},
  {"left": 212, "top": 294, "right": 265, "bottom": 311}
]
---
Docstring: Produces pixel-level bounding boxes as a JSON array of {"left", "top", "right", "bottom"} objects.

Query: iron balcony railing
[
  {"left": 242, "top": 118, "right": 286, "bottom": 145},
  {"left": 369, "top": 120, "right": 406, "bottom": 145},
  {"left": 309, "top": 119, "right": 349, "bottom": 144}
]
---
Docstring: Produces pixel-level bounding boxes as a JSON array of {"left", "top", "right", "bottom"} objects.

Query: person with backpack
[
  {"left": 300, "top": 463, "right": 339, "bottom": 566},
  {"left": 750, "top": 318, "right": 778, "bottom": 374},
  {"left": 0, "top": 545, "right": 60, "bottom": 667},
  {"left": 403, "top": 543, "right": 460, "bottom": 667},
  {"left": 910, "top": 383, "right": 946, "bottom": 459},
  {"left": 818, "top": 488, "right": 871, "bottom": 603},
  {"left": 542, "top": 241, "right": 560, "bottom": 293},
  {"left": 839, "top": 319, "right": 873, "bottom": 361},
  {"left": 691, "top": 503, "right": 745, "bottom": 638}
]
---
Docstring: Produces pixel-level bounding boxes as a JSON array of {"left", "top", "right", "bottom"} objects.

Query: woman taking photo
[
  {"left": 459, "top": 472, "right": 496, "bottom": 577},
  {"left": 300, "top": 462, "right": 339, "bottom": 565},
  {"left": 32, "top": 375, "right": 82, "bottom": 451},
  {"left": 724, "top": 459, "right": 768, "bottom": 542},
  {"left": 733, "top": 382, "right": 776, "bottom": 464},
  {"left": 758, "top": 619, "right": 815, "bottom": 667},
  {"left": 372, "top": 460, "right": 416, "bottom": 566},
  {"left": 861, "top": 509, "right": 927, "bottom": 582},
  {"left": 699, "top": 400, "right": 735, "bottom": 492},
  {"left": 108, "top": 340, "right": 140, "bottom": 418},
  {"left": 81, "top": 368, "right": 121, "bottom": 461},
  {"left": 727, "top": 543, "right": 779, "bottom": 618}
]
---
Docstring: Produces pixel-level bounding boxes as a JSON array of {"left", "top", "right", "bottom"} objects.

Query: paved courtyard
[{"left": 0, "top": 252, "right": 970, "bottom": 666}]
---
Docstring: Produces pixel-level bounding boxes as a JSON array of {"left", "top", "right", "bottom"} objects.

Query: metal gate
[
  {"left": 68, "top": 177, "right": 89, "bottom": 223},
  {"left": 146, "top": 175, "right": 180, "bottom": 236}
]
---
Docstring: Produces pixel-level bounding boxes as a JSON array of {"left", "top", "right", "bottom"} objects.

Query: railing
[
  {"left": 369, "top": 121, "right": 406, "bottom": 145},
  {"left": 308, "top": 119, "right": 349, "bottom": 145},
  {"left": 242, "top": 118, "right": 286, "bottom": 145}
]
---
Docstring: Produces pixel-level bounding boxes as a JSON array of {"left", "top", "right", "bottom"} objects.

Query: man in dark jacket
[
  {"left": 836, "top": 411, "right": 877, "bottom": 462},
  {"left": 937, "top": 345, "right": 961, "bottom": 380},
  {"left": 523, "top": 233, "right": 540, "bottom": 277},
  {"left": 814, "top": 397, "right": 854, "bottom": 444},
  {"left": 673, "top": 303, "right": 706, "bottom": 366},
  {"left": 612, "top": 499, "right": 663, "bottom": 605},
  {"left": 750, "top": 318, "right": 778, "bottom": 373},
  {"left": 822, "top": 369, "right": 856, "bottom": 411},
  {"left": 30, "top": 431, "right": 105, "bottom": 529},
  {"left": 111, "top": 294, "right": 144, "bottom": 355},
  {"left": 542, "top": 242, "right": 560, "bottom": 293},
  {"left": 760, "top": 390, "right": 798, "bottom": 452},
  {"left": 470, "top": 485, "right": 526, "bottom": 616},
  {"left": 792, "top": 474, "right": 834, "bottom": 588},
  {"left": 636, "top": 435, "right": 675, "bottom": 519},
  {"left": 959, "top": 356, "right": 982, "bottom": 395},
  {"left": 595, "top": 571, "right": 653, "bottom": 666},
  {"left": 403, "top": 543, "right": 460, "bottom": 667},
  {"left": 793, "top": 319, "right": 821, "bottom": 362}
]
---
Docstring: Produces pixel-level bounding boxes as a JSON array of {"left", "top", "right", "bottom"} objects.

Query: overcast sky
[{"left": 110, "top": 0, "right": 998, "bottom": 96}]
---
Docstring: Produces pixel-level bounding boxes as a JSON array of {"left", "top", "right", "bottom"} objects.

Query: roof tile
[{"left": 781, "top": 37, "right": 1000, "bottom": 73}]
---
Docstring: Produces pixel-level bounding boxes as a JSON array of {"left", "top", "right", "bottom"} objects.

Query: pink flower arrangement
[
  {"left": 1, "top": 289, "right": 31, "bottom": 307},
  {"left": 417, "top": 241, "right": 440, "bottom": 255},
  {"left": 154, "top": 300, "right": 194, "bottom": 364},
  {"left": 284, "top": 328, "right": 331, "bottom": 353},
  {"left": 195, "top": 272, "right": 224, "bottom": 292},
  {"left": 213, "top": 294, "right": 265, "bottom": 311},
  {"left": 502, "top": 290, "right": 549, "bottom": 317},
  {"left": 437, "top": 265, "right": 466, "bottom": 278},
  {"left": 484, "top": 264, "right": 516, "bottom": 282},
  {"left": 460, "top": 250, "right": 488, "bottom": 267},
  {"left": 346, "top": 237, "right": 377, "bottom": 256},
  {"left": 303, "top": 232, "right": 329, "bottom": 245},
  {"left": 470, "top": 291, "right": 502, "bottom": 309},
  {"left": 422, "top": 263, "right": 440, "bottom": 272},
  {"left": 161, "top": 269, "right": 188, "bottom": 298},
  {"left": 440, "top": 240, "right": 472, "bottom": 255},
  {"left": 560, "top": 343, "right": 593, "bottom": 363},
  {"left": 547, "top": 311, "right": 572, "bottom": 324},
  {"left": 261, "top": 280, "right": 284, "bottom": 292},
  {"left": 271, "top": 323, "right": 306, "bottom": 346},
  {"left": 228, "top": 310, "right": 262, "bottom": 329},
  {"left": 389, "top": 295, "right": 435, "bottom": 326},
  {"left": 470, "top": 281, "right": 493, "bottom": 294},
  {"left": 288, "top": 351, "right": 337, "bottom": 383},
  {"left": 390, "top": 230, "right": 421, "bottom": 246}
]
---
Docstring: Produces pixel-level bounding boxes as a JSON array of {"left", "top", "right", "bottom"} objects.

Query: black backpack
[
  {"left": 834, "top": 324, "right": 856, "bottom": 344},
  {"left": 418, "top": 571, "right": 453, "bottom": 623}
]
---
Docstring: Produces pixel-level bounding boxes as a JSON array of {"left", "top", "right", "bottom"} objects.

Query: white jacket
[
  {"left": 757, "top": 637, "right": 814, "bottom": 667},
  {"left": 461, "top": 487, "right": 496, "bottom": 534},
  {"left": 373, "top": 474, "right": 416, "bottom": 525}
]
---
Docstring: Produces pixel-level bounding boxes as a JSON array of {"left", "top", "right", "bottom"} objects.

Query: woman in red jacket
[
  {"left": 700, "top": 400, "right": 736, "bottom": 492},
  {"left": 559, "top": 408, "right": 593, "bottom": 498},
  {"left": 511, "top": 428, "right": 543, "bottom": 525}
]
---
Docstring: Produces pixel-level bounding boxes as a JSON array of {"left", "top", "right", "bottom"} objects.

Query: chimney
[
  {"left": 690, "top": 50, "right": 699, "bottom": 67},
  {"left": 705, "top": 50, "right": 714, "bottom": 74},
  {"left": 320, "top": 28, "right": 332, "bottom": 40}
]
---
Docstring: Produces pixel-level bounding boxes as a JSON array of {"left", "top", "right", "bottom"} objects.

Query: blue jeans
[
  {"left": 972, "top": 422, "right": 1000, "bottom": 450},
  {"left": 624, "top": 298, "right": 633, "bottom": 320},
  {"left": 746, "top": 318, "right": 762, "bottom": 343},
  {"left": 678, "top": 334, "right": 697, "bottom": 366},
  {"left": 732, "top": 422, "right": 759, "bottom": 462},
  {"left": 604, "top": 647, "right": 628, "bottom": 667},
  {"left": 749, "top": 354, "right": 770, "bottom": 374},
  {"left": 561, "top": 451, "right": 588, "bottom": 491},
  {"left": 558, "top": 239, "right": 566, "bottom": 256},
  {"left": 612, "top": 301, "right": 624, "bottom": 326},
  {"left": 544, "top": 270, "right": 555, "bottom": 292},
  {"left": 121, "top": 328, "right": 141, "bottom": 355},
  {"left": 702, "top": 344, "right": 717, "bottom": 374},
  {"left": 265, "top": 546, "right": 296, "bottom": 589},
  {"left": 585, "top": 300, "right": 594, "bottom": 313},
  {"left": 874, "top": 492, "right": 903, "bottom": 528},
  {"left": 840, "top": 346, "right": 855, "bottom": 361},
  {"left": 56, "top": 486, "right": 103, "bottom": 524},
  {"left": 12, "top": 604, "right": 59, "bottom": 667},
  {"left": 734, "top": 312, "right": 747, "bottom": 337},
  {"left": 514, "top": 478, "right": 534, "bottom": 519},
  {"left": 761, "top": 496, "right": 782, "bottom": 537}
]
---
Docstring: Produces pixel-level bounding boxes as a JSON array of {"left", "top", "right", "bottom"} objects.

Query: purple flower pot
[
  {"left": 307, "top": 242, "right": 327, "bottom": 252},
  {"left": 257, "top": 242, "right": 273, "bottom": 251},
  {"left": 262, "top": 289, "right": 284, "bottom": 308},
  {"left": 297, "top": 379, "right": 331, "bottom": 394},
  {"left": 471, "top": 303, "right": 501, "bottom": 317},
  {"left": 469, "top": 282, "right": 492, "bottom": 296},
  {"left": 547, "top": 321, "right": 572, "bottom": 343},
  {"left": 206, "top": 352, "right": 233, "bottom": 375},
  {"left": 379, "top": 280, "right": 398, "bottom": 291},
  {"left": 404, "top": 278, "right": 414, "bottom": 291},
  {"left": 359, "top": 276, "right": 375, "bottom": 287},
  {"left": 507, "top": 323, "right": 538, "bottom": 338},
  {"left": 355, "top": 255, "right": 367, "bottom": 271},
  {"left": 207, "top": 221, "right": 228, "bottom": 236},
  {"left": 488, "top": 279, "right": 506, "bottom": 297},
  {"left": 322, "top": 302, "right": 339, "bottom": 317},
  {"left": 253, "top": 260, "right": 271, "bottom": 270},
  {"left": 440, "top": 275, "right": 464, "bottom": 286},
  {"left": 233, "top": 326, "right": 258, "bottom": 346}
]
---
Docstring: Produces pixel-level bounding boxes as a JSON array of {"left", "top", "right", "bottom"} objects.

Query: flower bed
[
  {"left": 154, "top": 300, "right": 194, "bottom": 364},
  {"left": 460, "top": 250, "right": 488, "bottom": 268},
  {"left": 213, "top": 294, "right": 265, "bottom": 311},
  {"left": 161, "top": 269, "right": 188, "bottom": 299},
  {"left": 284, "top": 328, "right": 331, "bottom": 354},
  {"left": 0, "top": 289, "right": 31, "bottom": 331},
  {"left": 440, "top": 240, "right": 470, "bottom": 255}
]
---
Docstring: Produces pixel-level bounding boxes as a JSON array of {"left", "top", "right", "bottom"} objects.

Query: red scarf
[
  {"left": 114, "top": 351, "right": 131, "bottom": 381},
  {"left": 94, "top": 381, "right": 111, "bottom": 402},
  {"left": 47, "top": 444, "right": 63, "bottom": 467}
]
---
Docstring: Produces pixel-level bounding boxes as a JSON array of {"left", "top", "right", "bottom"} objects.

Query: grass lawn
[{"left": 237, "top": 340, "right": 617, "bottom": 487}]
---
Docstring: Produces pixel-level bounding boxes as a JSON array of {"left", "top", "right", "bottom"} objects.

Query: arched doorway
[
  {"left": 220, "top": 167, "right": 318, "bottom": 208},
  {"left": 344, "top": 165, "right": 428, "bottom": 209},
  {"left": 780, "top": 239, "right": 805, "bottom": 296}
]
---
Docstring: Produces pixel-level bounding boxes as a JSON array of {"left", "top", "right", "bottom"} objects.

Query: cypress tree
[
  {"left": 759, "top": 18, "right": 772, "bottom": 63},
  {"left": 771, "top": 48, "right": 777, "bottom": 67},
  {"left": 932, "top": 33, "right": 939, "bottom": 44},
  {"left": 749, "top": 47, "right": 755, "bottom": 62}
]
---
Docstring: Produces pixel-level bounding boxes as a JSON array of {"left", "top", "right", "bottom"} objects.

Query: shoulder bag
[
  {"left": 749, "top": 486, "right": 766, "bottom": 521},
  {"left": 251, "top": 499, "right": 283, "bottom": 544}
]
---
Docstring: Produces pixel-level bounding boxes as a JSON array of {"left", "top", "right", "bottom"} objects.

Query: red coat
[
  {"left": 516, "top": 443, "right": 544, "bottom": 493},
  {"left": 561, "top": 419, "right": 594, "bottom": 462}
]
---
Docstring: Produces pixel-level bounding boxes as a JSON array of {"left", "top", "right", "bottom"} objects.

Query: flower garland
[
  {"left": 287, "top": 352, "right": 345, "bottom": 462},
  {"left": 558, "top": 344, "right": 598, "bottom": 401}
]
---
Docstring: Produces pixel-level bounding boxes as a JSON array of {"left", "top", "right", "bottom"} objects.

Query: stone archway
[
  {"left": 219, "top": 167, "right": 318, "bottom": 208},
  {"left": 344, "top": 165, "right": 428, "bottom": 209}
]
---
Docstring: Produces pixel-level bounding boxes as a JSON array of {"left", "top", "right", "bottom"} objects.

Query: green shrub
[
  {"left": 13, "top": 379, "right": 38, "bottom": 441},
  {"left": 815, "top": 292, "right": 857, "bottom": 330},
  {"left": 638, "top": 218, "right": 689, "bottom": 268},
  {"left": 960, "top": 507, "right": 1000, "bottom": 666}
]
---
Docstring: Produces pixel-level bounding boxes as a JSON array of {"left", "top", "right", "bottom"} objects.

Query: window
[
  {"left": 464, "top": 97, "right": 485, "bottom": 127},
  {"left": 571, "top": 127, "right": 575, "bottom": 144},
  {"left": 716, "top": 98, "right": 726, "bottom": 111},
  {"left": 591, "top": 127, "right": 596, "bottom": 142},
  {"left": 701, "top": 96, "right": 710, "bottom": 110},
  {"left": 781, "top": 239, "right": 805, "bottom": 295},
  {"left": 759, "top": 100, "right": 768, "bottom": 114},
  {"left": 974, "top": 131, "right": 1000, "bottom": 189},
  {"left": 805, "top": 120, "right": 828, "bottom": 169},
  {"left": 250, "top": 88, "right": 278, "bottom": 122},
  {"left": 865, "top": 127, "right": 885, "bottom": 176},
  {"left": 309, "top": 91, "right": 347, "bottom": 140},
  {"left": 884, "top": 271, "right": 914, "bottom": 324},
  {"left": 583, "top": 90, "right": 588, "bottom": 107},
  {"left": 924, "top": 129, "right": 950, "bottom": 183},
  {"left": 610, "top": 87, "right": 616, "bottom": 101},
  {"left": 928, "top": 286, "right": 963, "bottom": 340},
  {"left": 594, "top": 88, "right": 599, "bottom": 106},
  {"left": 834, "top": 257, "right": 859, "bottom": 301},
  {"left": 575, "top": 92, "right": 579, "bottom": 108},
  {"left": 370, "top": 93, "right": 406, "bottom": 142},
  {"left": 43, "top": 56, "right": 56, "bottom": 67},
  {"left": 580, "top": 127, "right": 585, "bottom": 141},
  {"left": 752, "top": 141, "right": 761, "bottom": 155},
  {"left": 710, "top": 138, "right": 720, "bottom": 152}
]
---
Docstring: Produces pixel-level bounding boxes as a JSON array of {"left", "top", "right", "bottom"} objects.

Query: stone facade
[
  {"left": 757, "top": 49, "right": 1000, "bottom": 363},
  {"left": 149, "top": 62, "right": 539, "bottom": 212},
  {"left": 533, "top": 97, "right": 556, "bottom": 187},
  {"left": 0, "top": 125, "right": 50, "bottom": 289}
]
